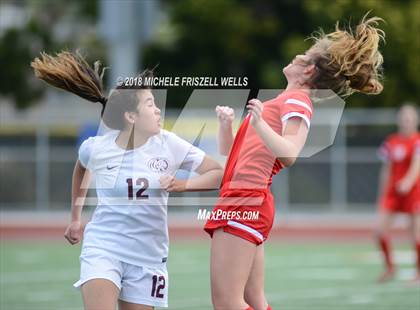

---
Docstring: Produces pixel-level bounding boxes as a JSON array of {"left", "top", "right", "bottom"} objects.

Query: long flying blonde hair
[{"left": 308, "top": 13, "right": 385, "bottom": 97}]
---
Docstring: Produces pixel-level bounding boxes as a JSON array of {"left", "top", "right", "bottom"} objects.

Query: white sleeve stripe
[
  {"left": 281, "top": 112, "right": 310, "bottom": 129},
  {"left": 285, "top": 98, "right": 313, "bottom": 113}
]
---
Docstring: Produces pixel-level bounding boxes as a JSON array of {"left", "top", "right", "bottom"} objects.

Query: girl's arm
[
  {"left": 160, "top": 156, "right": 224, "bottom": 192},
  {"left": 185, "top": 155, "right": 224, "bottom": 191},
  {"left": 216, "top": 105, "right": 235, "bottom": 156},
  {"left": 64, "top": 160, "right": 91, "bottom": 245},
  {"left": 396, "top": 153, "right": 420, "bottom": 194},
  {"left": 247, "top": 99, "right": 309, "bottom": 167},
  {"left": 377, "top": 161, "right": 391, "bottom": 202}
]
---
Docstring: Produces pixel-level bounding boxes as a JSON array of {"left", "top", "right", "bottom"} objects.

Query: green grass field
[{"left": 1, "top": 240, "right": 419, "bottom": 310}]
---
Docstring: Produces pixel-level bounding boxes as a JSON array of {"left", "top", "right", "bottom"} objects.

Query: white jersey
[{"left": 78, "top": 129, "right": 205, "bottom": 267}]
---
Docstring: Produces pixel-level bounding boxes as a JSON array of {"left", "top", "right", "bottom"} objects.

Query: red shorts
[
  {"left": 380, "top": 185, "right": 420, "bottom": 213},
  {"left": 204, "top": 188, "right": 275, "bottom": 245}
]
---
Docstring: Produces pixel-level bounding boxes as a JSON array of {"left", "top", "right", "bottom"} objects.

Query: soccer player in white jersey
[{"left": 31, "top": 51, "right": 223, "bottom": 310}]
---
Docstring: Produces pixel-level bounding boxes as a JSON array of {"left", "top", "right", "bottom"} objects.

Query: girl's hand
[
  {"left": 160, "top": 175, "right": 187, "bottom": 192},
  {"left": 64, "top": 221, "right": 82, "bottom": 245},
  {"left": 396, "top": 178, "right": 412, "bottom": 195},
  {"left": 247, "top": 99, "right": 264, "bottom": 127},
  {"left": 215, "top": 105, "right": 235, "bottom": 128}
]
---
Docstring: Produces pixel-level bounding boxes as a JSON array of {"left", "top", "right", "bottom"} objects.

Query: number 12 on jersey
[
  {"left": 126, "top": 178, "right": 149, "bottom": 200},
  {"left": 151, "top": 275, "right": 165, "bottom": 298}
]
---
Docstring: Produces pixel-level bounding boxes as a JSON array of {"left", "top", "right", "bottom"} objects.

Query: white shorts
[{"left": 73, "top": 248, "right": 168, "bottom": 308}]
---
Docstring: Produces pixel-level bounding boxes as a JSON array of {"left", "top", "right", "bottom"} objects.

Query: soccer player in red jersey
[
  {"left": 376, "top": 104, "right": 420, "bottom": 283},
  {"left": 204, "top": 15, "right": 385, "bottom": 310}
]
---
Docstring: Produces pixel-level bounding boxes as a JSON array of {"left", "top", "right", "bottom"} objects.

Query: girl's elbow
[
  {"left": 279, "top": 157, "right": 297, "bottom": 168},
  {"left": 277, "top": 147, "right": 301, "bottom": 167},
  {"left": 213, "top": 167, "right": 224, "bottom": 178}
]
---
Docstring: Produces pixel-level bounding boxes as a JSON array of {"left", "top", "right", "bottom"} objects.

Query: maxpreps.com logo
[{"left": 148, "top": 157, "right": 169, "bottom": 173}]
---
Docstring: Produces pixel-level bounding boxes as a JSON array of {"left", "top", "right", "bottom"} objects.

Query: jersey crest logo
[{"left": 148, "top": 157, "right": 169, "bottom": 173}]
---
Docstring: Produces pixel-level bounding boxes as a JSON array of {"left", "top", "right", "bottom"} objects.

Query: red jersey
[
  {"left": 378, "top": 132, "right": 420, "bottom": 187},
  {"left": 221, "top": 89, "right": 313, "bottom": 190},
  {"left": 378, "top": 132, "right": 420, "bottom": 213},
  {"left": 205, "top": 90, "right": 313, "bottom": 244}
]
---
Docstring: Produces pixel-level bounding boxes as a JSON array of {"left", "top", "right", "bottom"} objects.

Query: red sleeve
[{"left": 280, "top": 92, "right": 313, "bottom": 128}]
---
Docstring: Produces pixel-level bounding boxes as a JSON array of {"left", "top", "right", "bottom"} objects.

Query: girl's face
[
  {"left": 125, "top": 89, "right": 162, "bottom": 136},
  {"left": 397, "top": 105, "right": 418, "bottom": 134},
  {"left": 283, "top": 52, "right": 316, "bottom": 88}
]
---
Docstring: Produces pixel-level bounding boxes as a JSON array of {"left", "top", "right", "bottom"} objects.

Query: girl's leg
[
  {"left": 211, "top": 229, "right": 257, "bottom": 310},
  {"left": 118, "top": 300, "right": 153, "bottom": 310},
  {"left": 244, "top": 244, "right": 268, "bottom": 310},
  {"left": 81, "top": 279, "right": 120, "bottom": 310},
  {"left": 375, "top": 209, "right": 395, "bottom": 282}
]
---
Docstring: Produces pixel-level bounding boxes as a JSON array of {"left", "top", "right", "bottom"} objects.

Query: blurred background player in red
[
  {"left": 205, "top": 15, "right": 385, "bottom": 310},
  {"left": 376, "top": 103, "right": 420, "bottom": 283}
]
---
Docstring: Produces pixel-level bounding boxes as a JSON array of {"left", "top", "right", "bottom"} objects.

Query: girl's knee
[
  {"left": 212, "top": 285, "right": 247, "bottom": 309},
  {"left": 244, "top": 287, "right": 266, "bottom": 310},
  {"left": 212, "top": 293, "right": 246, "bottom": 310}
]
